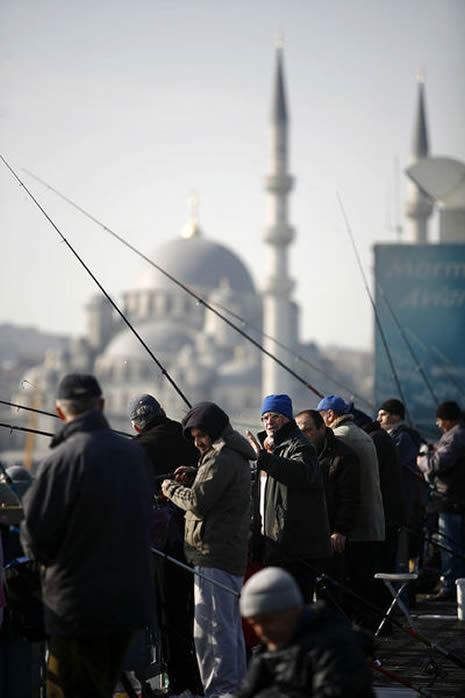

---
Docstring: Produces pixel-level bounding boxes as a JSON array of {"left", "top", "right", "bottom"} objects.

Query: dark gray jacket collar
[{"left": 51, "top": 410, "right": 109, "bottom": 448}]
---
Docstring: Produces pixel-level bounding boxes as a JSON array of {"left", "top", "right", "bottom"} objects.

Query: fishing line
[
  {"left": 0, "top": 398, "right": 132, "bottom": 437},
  {"left": 337, "top": 193, "right": 412, "bottom": 425},
  {"left": 23, "top": 169, "right": 325, "bottom": 399},
  {"left": 0, "top": 155, "right": 192, "bottom": 409},
  {"left": 376, "top": 282, "right": 438, "bottom": 406}
]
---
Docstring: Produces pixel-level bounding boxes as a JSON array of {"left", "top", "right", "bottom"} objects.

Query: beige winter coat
[{"left": 331, "top": 415, "right": 385, "bottom": 542}]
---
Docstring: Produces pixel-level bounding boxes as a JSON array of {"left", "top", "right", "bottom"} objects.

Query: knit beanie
[
  {"left": 379, "top": 398, "right": 405, "bottom": 419},
  {"left": 240, "top": 567, "right": 303, "bottom": 618},
  {"left": 128, "top": 394, "right": 163, "bottom": 428},
  {"left": 261, "top": 394, "right": 293, "bottom": 420}
]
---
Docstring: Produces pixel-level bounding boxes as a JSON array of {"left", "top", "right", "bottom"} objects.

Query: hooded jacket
[
  {"left": 162, "top": 403, "right": 254, "bottom": 576},
  {"left": 20, "top": 410, "right": 154, "bottom": 636},
  {"left": 330, "top": 415, "right": 385, "bottom": 542},
  {"left": 256, "top": 420, "right": 331, "bottom": 562}
]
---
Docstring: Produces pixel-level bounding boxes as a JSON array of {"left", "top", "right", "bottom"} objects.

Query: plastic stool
[{"left": 374, "top": 572, "right": 418, "bottom": 637}]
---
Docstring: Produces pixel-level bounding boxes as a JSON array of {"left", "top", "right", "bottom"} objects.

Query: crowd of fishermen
[{"left": 1, "top": 372, "right": 464, "bottom": 698}]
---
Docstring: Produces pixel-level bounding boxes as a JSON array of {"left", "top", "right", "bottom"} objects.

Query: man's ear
[
  {"left": 161, "top": 408, "right": 166, "bottom": 418},
  {"left": 98, "top": 398, "right": 105, "bottom": 412},
  {"left": 56, "top": 404, "right": 66, "bottom": 422},
  {"left": 133, "top": 423, "right": 142, "bottom": 434}
]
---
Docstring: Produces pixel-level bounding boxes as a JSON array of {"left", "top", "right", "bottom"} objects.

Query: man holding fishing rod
[{"left": 162, "top": 401, "right": 255, "bottom": 698}]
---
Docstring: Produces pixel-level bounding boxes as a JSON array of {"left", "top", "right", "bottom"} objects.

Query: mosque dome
[{"left": 132, "top": 235, "right": 256, "bottom": 295}]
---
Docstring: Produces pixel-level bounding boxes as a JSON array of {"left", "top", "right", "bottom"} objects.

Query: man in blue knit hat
[{"left": 247, "top": 394, "right": 331, "bottom": 602}]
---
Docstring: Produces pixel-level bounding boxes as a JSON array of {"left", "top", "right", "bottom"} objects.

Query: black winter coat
[
  {"left": 257, "top": 420, "right": 331, "bottom": 562},
  {"left": 364, "top": 422, "right": 407, "bottom": 529},
  {"left": 21, "top": 410, "right": 154, "bottom": 636},
  {"left": 236, "top": 604, "right": 374, "bottom": 698},
  {"left": 317, "top": 428, "right": 360, "bottom": 536},
  {"left": 134, "top": 415, "right": 199, "bottom": 488}
]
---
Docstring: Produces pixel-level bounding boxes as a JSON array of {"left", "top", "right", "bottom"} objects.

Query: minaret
[
  {"left": 405, "top": 77, "right": 433, "bottom": 243},
  {"left": 262, "top": 47, "right": 297, "bottom": 397}
]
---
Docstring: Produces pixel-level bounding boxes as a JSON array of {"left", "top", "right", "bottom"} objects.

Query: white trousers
[{"left": 193, "top": 566, "right": 246, "bottom": 698}]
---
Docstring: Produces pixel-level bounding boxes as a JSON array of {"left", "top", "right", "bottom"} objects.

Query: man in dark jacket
[
  {"left": 237, "top": 567, "right": 374, "bottom": 698},
  {"left": 377, "top": 398, "right": 425, "bottom": 561},
  {"left": 246, "top": 394, "right": 331, "bottom": 603},
  {"left": 20, "top": 374, "right": 154, "bottom": 698},
  {"left": 418, "top": 401, "right": 465, "bottom": 599},
  {"left": 128, "top": 394, "right": 202, "bottom": 696},
  {"left": 295, "top": 409, "right": 360, "bottom": 557},
  {"left": 162, "top": 402, "right": 254, "bottom": 698},
  {"left": 352, "top": 408, "right": 407, "bottom": 573},
  {"left": 129, "top": 393, "right": 199, "bottom": 483}
]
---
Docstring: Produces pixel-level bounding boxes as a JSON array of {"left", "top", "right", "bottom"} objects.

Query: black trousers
[
  {"left": 345, "top": 540, "right": 382, "bottom": 632},
  {"left": 47, "top": 631, "right": 131, "bottom": 698}
]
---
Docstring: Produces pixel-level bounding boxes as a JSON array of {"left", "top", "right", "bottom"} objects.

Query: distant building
[
  {"left": 4, "top": 49, "right": 366, "bottom": 462},
  {"left": 374, "top": 79, "right": 465, "bottom": 436}
]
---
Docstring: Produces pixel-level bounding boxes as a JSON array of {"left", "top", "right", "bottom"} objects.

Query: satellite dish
[{"left": 406, "top": 156, "right": 465, "bottom": 208}]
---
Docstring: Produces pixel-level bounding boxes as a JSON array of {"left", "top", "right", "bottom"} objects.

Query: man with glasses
[{"left": 246, "top": 394, "right": 331, "bottom": 602}]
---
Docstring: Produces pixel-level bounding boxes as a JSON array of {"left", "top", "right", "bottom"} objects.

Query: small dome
[
  {"left": 132, "top": 236, "right": 256, "bottom": 295},
  {"left": 102, "top": 321, "right": 196, "bottom": 361}
]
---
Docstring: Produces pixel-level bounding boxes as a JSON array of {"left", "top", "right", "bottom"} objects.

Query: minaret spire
[
  {"left": 412, "top": 74, "right": 429, "bottom": 158},
  {"left": 405, "top": 76, "right": 433, "bottom": 243},
  {"left": 262, "top": 47, "right": 298, "bottom": 396}
]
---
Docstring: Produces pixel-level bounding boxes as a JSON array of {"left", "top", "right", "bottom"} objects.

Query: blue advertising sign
[{"left": 374, "top": 243, "right": 465, "bottom": 438}]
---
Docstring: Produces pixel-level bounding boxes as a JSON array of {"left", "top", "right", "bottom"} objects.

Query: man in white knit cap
[{"left": 237, "top": 567, "right": 374, "bottom": 698}]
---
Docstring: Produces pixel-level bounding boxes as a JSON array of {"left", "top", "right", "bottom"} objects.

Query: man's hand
[
  {"left": 330, "top": 532, "right": 346, "bottom": 554},
  {"left": 173, "top": 465, "right": 196, "bottom": 486},
  {"left": 246, "top": 430, "right": 261, "bottom": 457}
]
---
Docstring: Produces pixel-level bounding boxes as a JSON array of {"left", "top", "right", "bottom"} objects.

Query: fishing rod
[
  {"left": 0, "top": 155, "right": 192, "bottom": 410},
  {"left": 151, "top": 547, "right": 239, "bottom": 596},
  {"left": 204, "top": 298, "right": 374, "bottom": 410},
  {"left": 0, "top": 398, "right": 132, "bottom": 438},
  {"left": 0, "top": 399, "right": 263, "bottom": 441},
  {"left": 318, "top": 572, "right": 465, "bottom": 670},
  {"left": 376, "top": 282, "right": 439, "bottom": 407},
  {"left": 368, "top": 659, "right": 432, "bottom": 698},
  {"left": 0, "top": 422, "right": 54, "bottom": 439},
  {"left": 406, "top": 329, "right": 465, "bottom": 400},
  {"left": 337, "top": 194, "right": 413, "bottom": 426},
  {"left": 23, "top": 169, "right": 325, "bottom": 399}
]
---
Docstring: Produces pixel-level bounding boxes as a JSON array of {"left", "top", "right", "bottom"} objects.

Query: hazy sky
[{"left": 1, "top": 0, "right": 464, "bottom": 353}]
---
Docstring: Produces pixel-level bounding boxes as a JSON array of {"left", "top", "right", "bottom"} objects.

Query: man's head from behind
[
  {"left": 261, "top": 394, "right": 293, "bottom": 439},
  {"left": 56, "top": 374, "right": 103, "bottom": 422},
  {"left": 377, "top": 398, "right": 405, "bottom": 430},
  {"left": 315, "top": 395, "right": 347, "bottom": 427},
  {"left": 240, "top": 567, "right": 303, "bottom": 651},
  {"left": 128, "top": 393, "right": 164, "bottom": 432},
  {"left": 295, "top": 409, "right": 326, "bottom": 449}
]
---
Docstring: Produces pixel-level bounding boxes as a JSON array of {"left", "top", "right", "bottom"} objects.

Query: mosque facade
[{"left": 8, "top": 49, "right": 339, "bottom": 455}]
